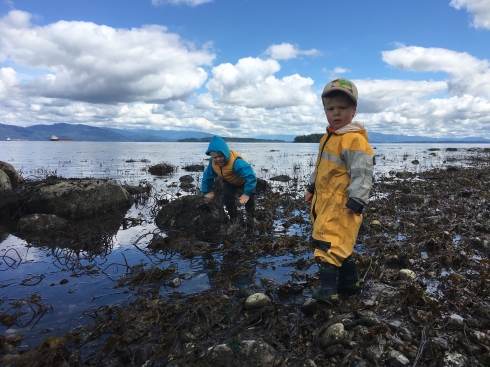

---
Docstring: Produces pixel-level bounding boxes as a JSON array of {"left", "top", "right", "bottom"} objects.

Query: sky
[{"left": 0, "top": 0, "right": 489, "bottom": 139}]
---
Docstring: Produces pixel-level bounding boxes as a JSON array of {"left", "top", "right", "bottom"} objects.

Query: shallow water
[{"left": 1, "top": 141, "right": 488, "bottom": 347}]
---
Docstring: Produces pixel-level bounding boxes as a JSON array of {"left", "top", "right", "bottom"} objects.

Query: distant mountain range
[{"left": 1, "top": 123, "right": 489, "bottom": 143}]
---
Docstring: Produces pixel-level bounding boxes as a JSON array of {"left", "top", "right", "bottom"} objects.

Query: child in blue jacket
[{"left": 201, "top": 136, "right": 257, "bottom": 221}]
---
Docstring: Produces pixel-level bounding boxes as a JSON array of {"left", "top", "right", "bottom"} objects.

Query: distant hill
[
  {"left": 293, "top": 131, "right": 490, "bottom": 144},
  {"left": 104, "top": 127, "right": 214, "bottom": 141},
  {"left": 178, "top": 137, "right": 286, "bottom": 143},
  {"left": 1, "top": 123, "right": 128, "bottom": 142},
  {"left": 0, "top": 123, "right": 214, "bottom": 142},
  {"left": 2, "top": 123, "right": 489, "bottom": 143}
]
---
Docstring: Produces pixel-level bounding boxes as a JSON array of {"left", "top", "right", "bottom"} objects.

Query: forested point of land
[
  {"left": 293, "top": 133, "right": 324, "bottom": 143},
  {"left": 177, "top": 137, "right": 286, "bottom": 143}
]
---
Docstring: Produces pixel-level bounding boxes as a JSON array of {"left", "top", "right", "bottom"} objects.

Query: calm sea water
[{"left": 0, "top": 141, "right": 488, "bottom": 347}]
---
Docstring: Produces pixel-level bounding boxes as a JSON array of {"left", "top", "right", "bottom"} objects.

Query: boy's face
[
  {"left": 323, "top": 95, "right": 356, "bottom": 130},
  {"left": 210, "top": 152, "right": 226, "bottom": 167}
]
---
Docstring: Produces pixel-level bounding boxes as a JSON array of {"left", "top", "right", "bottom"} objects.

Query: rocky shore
[{"left": 1, "top": 150, "right": 490, "bottom": 366}]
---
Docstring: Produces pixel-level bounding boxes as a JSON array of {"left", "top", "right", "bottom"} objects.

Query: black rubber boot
[
  {"left": 312, "top": 261, "right": 339, "bottom": 304},
  {"left": 337, "top": 256, "right": 361, "bottom": 294}
]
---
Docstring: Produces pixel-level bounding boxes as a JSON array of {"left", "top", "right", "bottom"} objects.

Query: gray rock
[
  {"left": 398, "top": 269, "right": 417, "bottom": 281},
  {"left": 320, "top": 323, "right": 345, "bottom": 348},
  {"left": 17, "top": 214, "right": 67, "bottom": 232},
  {"left": 0, "top": 161, "right": 24, "bottom": 188},
  {"left": 155, "top": 195, "right": 225, "bottom": 240},
  {"left": 0, "top": 169, "right": 12, "bottom": 194},
  {"left": 20, "top": 178, "right": 132, "bottom": 219},
  {"left": 448, "top": 314, "right": 464, "bottom": 329},
  {"left": 386, "top": 350, "right": 410, "bottom": 367},
  {"left": 469, "top": 330, "right": 490, "bottom": 346},
  {"left": 168, "top": 278, "right": 181, "bottom": 288},
  {"left": 148, "top": 163, "right": 175, "bottom": 175},
  {"left": 437, "top": 352, "right": 468, "bottom": 367},
  {"left": 363, "top": 345, "right": 383, "bottom": 363},
  {"left": 301, "top": 299, "right": 319, "bottom": 316},
  {"left": 245, "top": 293, "right": 271, "bottom": 310},
  {"left": 206, "top": 339, "right": 280, "bottom": 367}
]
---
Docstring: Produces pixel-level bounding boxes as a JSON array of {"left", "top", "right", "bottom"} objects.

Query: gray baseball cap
[{"left": 321, "top": 78, "right": 358, "bottom": 105}]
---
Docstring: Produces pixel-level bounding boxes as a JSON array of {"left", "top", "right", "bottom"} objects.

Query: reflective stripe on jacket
[{"left": 310, "top": 122, "right": 374, "bottom": 266}]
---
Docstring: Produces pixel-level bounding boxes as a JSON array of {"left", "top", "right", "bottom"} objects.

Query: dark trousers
[{"left": 222, "top": 180, "right": 255, "bottom": 220}]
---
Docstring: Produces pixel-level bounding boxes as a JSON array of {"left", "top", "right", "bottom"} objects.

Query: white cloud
[
  {"left": 206, "top": 57, "right": 317, "bottom": 108},
  {"left": 264, "top": 43, "right": 320, "bottom": 60},
  {"left": 152, "top": 0, "right": 213, "bottom": 6},
  {"left": 382, "top": 45, "right": 490, "bottom": 96},
  {"left": 363, "top": 94, "right": 490, "bottom": 138},
  {"left": 357, "top": 79, "right": 448, "bottom": 113},
  {"left": 450, "top": 0, "right": 490, "bottom": 29},
  {"left": 0, "top": 10, "right": 215, "bottom": 104},
  {"left": 333, "top": 67, "right": 350, "bottom": 74}
]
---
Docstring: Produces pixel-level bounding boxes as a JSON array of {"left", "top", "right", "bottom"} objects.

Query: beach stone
[
  {"left": 469, "top": 330, "right": 490, "bottom": 346},
  {"left": 386, "top": 350, "right": 410, "bottom": 367},
  {"left": 17, "top": 214, "right": 67, "bottom": 232},
  {"left": 448, "top": 314, "right": 464, "bottom": 329},
  {"left": 398, "top": 269, "right": 417, "bottom": 281},
  {"left": 0, "top": 170, "right": 12, "bottom": 194},
  {"left": 244, "top": 293, "right": 271, "bottom": 310},
  {"left": 437, "top": 352, "right": 468, "bottom": 367},
  {"left": 301, "top": 298, "right": 319, "bottom": 316},
  {"left": 205, "top": 339, "right": 280, "bottom": 367},
  {"left": 0, "top": 161, "right": 24, "bottom": 188},
  {"left": 319, "top": 323, "right": 344, "bottom": 348},
  {"left": 168, "top": 278, "right": 181, "bottom": 288},
  {"left": 363, "top": 345, "right": 384, "bottom": 363}
]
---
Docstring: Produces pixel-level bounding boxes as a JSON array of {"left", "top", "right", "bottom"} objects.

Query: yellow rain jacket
[{"left": 308, "top": 122, "right": 374, "bottom": 267}]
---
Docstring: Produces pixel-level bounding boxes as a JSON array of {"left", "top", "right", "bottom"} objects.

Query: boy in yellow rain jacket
[{"left": 305, "top": 78, "right": 374, "bottom": 303}]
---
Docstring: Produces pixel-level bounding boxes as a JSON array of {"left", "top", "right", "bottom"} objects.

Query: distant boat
[
  {"left": 6, "top": 137, "right": 28, "bottom": 141},
  {"left": 50, "top": 135, "right": 74, "bottom": 142}
]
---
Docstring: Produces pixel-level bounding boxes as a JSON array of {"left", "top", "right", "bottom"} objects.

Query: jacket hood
[
  {"left": 332, "top": 121, "right": 370, "bottom": 141},
  {"left": 205, "top": 136, "right": 230, "bottom": 161}
]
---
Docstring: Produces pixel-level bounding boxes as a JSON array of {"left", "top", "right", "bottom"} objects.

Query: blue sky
[{"left": 0, "top": 0, "right": 489, "bottom": 139}]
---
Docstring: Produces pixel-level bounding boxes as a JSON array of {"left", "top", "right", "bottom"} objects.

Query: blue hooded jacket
[{"left": 201, "top": 136, "right": 257, "bottom": 196}]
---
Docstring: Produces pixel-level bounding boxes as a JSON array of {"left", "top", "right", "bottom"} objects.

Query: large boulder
[
  {"left": 0, "top": 170, "right": 12, "bottom": 195},
  {"left": 155, "top": 195, "right": 226, "bottom": 240},
  {"left": 0, "top": 161, "right": 24, "bottom": 189},
  {"left": 17, "top": 178, "right": 132, "bottom": 219}
]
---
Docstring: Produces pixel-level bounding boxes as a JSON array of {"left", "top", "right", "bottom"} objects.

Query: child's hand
[
  {"left": 205, "top": 192, "right": 215, "bottom": 199},
  {"left": 305, "top": 191, "right": 313, "bottom": 203},
  {"left": 239, "top": 195, "right": 249, "bottom": 204},
  {"left": 343, "top": 206, "right": 361, "bottom": 216}
]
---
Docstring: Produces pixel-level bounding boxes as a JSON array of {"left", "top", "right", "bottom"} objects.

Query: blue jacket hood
[{"left": 205, "top": 136, "right": 230, "bottom": 161}]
